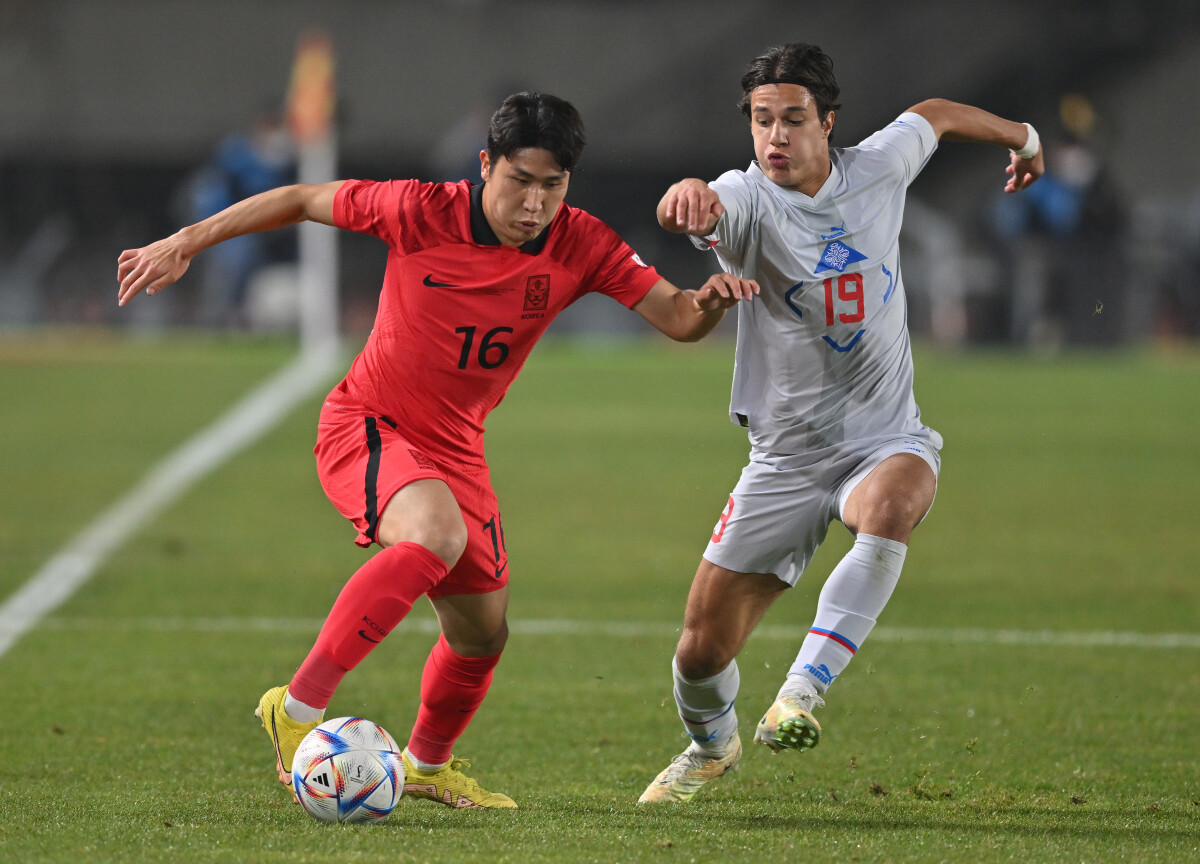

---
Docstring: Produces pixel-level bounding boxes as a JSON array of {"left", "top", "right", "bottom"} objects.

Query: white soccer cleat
[
  {"left": 638, "top": 735, "right": 742, "bottom": 804},
  {"left": 754, "top": 689, "right": 823, "bottom": 753}
]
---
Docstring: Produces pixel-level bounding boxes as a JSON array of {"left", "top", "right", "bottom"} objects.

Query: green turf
[{"left": 2, "top": 331, "right": 1197, "bottom": 863}]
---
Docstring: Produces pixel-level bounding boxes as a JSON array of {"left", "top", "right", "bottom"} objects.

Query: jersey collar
[
  {"left": 469, "top": 182, "right": 552, "bottom": 254},
  {"left": 748, "top": 158, "right": 839, "bottom": 208}
]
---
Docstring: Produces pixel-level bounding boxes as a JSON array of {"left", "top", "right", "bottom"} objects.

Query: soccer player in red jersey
[{"left": 117, "top": 92, "right": 758, "bottom": 808}]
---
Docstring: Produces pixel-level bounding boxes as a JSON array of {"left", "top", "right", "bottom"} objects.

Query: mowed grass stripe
[{"left": 37, "top": 615, "right": 1200, "bottom": 648}]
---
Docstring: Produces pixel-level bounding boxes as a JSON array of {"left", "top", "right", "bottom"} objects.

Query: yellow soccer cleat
[
  {"left": 754, "top": 692, "right": 822, "bottom": 754},
  {"left": 402, "top": 752, "right": 518, "bottom": 809},
  {"left": 255, "top": 685, "right": 320, "bottom": 785},
  {"left": 637, "top": 735, "right": 742, "bottom": 804}
]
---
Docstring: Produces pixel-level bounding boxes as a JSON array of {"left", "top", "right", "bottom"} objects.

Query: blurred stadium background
[{"left": 3, "top": 0, "right": 1200, "bottom": 347}]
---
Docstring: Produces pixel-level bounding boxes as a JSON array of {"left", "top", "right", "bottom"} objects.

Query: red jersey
[{"left": 330, "top": 178, "right": 661, "bottom": 468}]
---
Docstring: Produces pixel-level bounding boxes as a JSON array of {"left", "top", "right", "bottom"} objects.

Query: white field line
[
  {"left": 0, "top": 343, "right": 342, "bottom": 659},
  {"left": 34, "top": 615, "right": 1200, "bottom": 649}
]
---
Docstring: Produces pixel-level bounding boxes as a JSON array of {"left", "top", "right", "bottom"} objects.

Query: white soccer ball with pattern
[{"left": 291, "top": 717, "right": 404, "bottom": 824}]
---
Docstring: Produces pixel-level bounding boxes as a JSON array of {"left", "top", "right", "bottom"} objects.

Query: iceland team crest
[{"left": 815, "top": 239, "right": 867, "bottom": 273}]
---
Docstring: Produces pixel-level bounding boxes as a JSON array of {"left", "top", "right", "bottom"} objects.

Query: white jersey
[{"left": 698, "top": 111, "right": 944, "bottom": 458}]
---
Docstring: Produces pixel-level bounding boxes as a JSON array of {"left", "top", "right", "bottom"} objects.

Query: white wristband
[{"left": 1012, "top": 122, "right": 1040, "bottom": 160}]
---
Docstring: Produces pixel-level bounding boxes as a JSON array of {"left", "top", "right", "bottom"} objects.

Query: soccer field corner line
[{"left": 0, "top": 343, "right": 345, "bottom": 661}]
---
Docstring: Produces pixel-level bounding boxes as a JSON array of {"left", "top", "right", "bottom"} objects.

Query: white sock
[
  {"left": 403, "top": 748, "right": 449, "bottom": 772},
  {"left": 777, "top": 673, "right": 824, "bottom": 711},
  {"left": 672, "top": 656, "right": 740, "bottom": 755},
  {"left": 283, "top": 691, "right": 325, "bottom": 724},
  {"left": 788, "top": 533, "right": 907, "bottom": 693}
]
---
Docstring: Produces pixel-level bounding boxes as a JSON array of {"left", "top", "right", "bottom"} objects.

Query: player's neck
[{"left": 799, "top": 159, "right": 832, "bottom": 197}]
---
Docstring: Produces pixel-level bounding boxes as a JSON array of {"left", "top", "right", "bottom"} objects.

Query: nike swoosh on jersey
[
  {"left": 423, "top": 274, "right": 458, "bottom": 288},
  {"left": 358, "top": 629, "right": 382, "bottom": 643}
]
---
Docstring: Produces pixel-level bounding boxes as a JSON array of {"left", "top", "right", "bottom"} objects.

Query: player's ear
[
  {"left": 479, "top": 150, "right": 491, "bottom": 182},
  {"left": 822, "top": 111, "right": 836, "bottom": 138}
]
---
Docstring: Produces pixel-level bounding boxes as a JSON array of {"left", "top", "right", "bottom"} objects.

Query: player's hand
[
  {"left": 116, "top": 235, "right": 192, "bottom": 306},
  {"left": 694, "top": 273, "right": 759, "bottom": 311},
  {"left": 661, "top": 179, "right": 724, "bottom": 235},
  {"left": 1004, "top": 148, "right": 1044, "bottom": 193}
]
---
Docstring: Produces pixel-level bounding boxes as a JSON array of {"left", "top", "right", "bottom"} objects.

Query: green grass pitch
[{"left": 1, "top": 330, "right": 1198, "bottom": 862}]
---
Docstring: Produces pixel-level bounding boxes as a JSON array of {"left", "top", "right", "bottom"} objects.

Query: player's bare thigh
[
  {"left": 841, "top": 453, "right": 937, "bottom": 544},
  {"left": 376, "top": 478, "right": 468, "bottom": 568},
  {"left": 429, "top": 587, "right": 509, "bottom": 658},
  {"left": 675, "top": 558, "right": 788, "bottom": 680}
]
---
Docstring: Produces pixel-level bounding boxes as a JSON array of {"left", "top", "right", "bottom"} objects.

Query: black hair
[
  {"left": 485, "top": 91, "right": 586, "bottom": 172},
  {"left": 738, "top": 43, "right": 841, "bottom": 128}
]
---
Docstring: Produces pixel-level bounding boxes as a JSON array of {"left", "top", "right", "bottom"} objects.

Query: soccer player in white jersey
[{"left": 639, "top": 42, "right": 1044, "bottom": 803}]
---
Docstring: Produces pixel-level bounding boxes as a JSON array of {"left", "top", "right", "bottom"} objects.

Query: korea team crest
[{"left": 524, "top": 275, "right": 550, "bottom": 311}]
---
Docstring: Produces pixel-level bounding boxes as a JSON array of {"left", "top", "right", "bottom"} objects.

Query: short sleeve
[
  {"left": 855, "top": 112, "right": 939, "bottom": 186},
  {"left": 333, "top": 179, "right": 420, "bottom": 248},
  {"left": 577, "top": 215, "right": 663, "bottom": 308},
  {"left": 689, "top": 170, "right": 755, "bottom": 268}
]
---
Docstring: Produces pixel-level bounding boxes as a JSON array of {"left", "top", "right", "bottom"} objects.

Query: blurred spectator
[
  {"left": 182, "top": 109, "right": 296, "bottom": 327},
  {"left": 1159, "top": 185, "right": 1200, "bottom": 338},
  {"left": 988, "top": 94, "right": 1127, "bottom": 347}
]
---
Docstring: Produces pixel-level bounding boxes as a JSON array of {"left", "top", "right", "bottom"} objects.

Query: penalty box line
[{"left": 0, "top": 343, "right": 342, "bottom": 660}]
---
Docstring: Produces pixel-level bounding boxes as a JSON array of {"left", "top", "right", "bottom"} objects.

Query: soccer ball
[{"left": 291, "top": 717, "right": 404, "bottom": 824}]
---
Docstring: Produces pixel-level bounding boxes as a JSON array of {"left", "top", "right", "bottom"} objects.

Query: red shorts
[{"left": 314, "top": 398, "right": 509, "bottom": 597}]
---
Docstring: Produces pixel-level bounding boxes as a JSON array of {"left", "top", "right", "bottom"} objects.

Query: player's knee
[
  {"left": 675, "top": 634, "right": 732, "bottom": 681},
  {"left": 865, "top": 493, "right": 925, "bottom": 540},
  {"left": 447, "top": 619, "right": 508, "bottom": 657},
  {"left": 378, "top": 507, "right": 468, "bottom": 568},
  {"left": 854, "top": 483, "right": 930, "bottom": 541},
  {"left": 420, "top": 514, "right": 468, "bottom": 569}
]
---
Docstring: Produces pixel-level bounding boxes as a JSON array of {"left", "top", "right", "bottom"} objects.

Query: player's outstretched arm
[
  {"left": 657, "top": 179, "right": 724, "bottom": 236},
  {"left": 907, "top": 98, "right": 1045, "bottom": 193},
  {"left": 116, "top": 181, "right": 343, "bottom": 306},
  {"left": 632, "top": 274, "right": 758, "bottom": 342}
]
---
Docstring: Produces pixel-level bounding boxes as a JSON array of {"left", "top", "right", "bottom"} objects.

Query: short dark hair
[
  {"left": 738, "top": 43, "right": 841, "bottom": 126},
  {"left": 486, "top": 91, "right": 586, "bottom": 172}
]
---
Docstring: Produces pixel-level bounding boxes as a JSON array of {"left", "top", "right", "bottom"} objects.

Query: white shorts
[{"left": 703, "top": 436, "right": 941, "bottom": 586}]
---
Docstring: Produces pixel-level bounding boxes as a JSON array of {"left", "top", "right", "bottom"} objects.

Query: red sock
[
  {"left": 288, "top": 542, "right": 448, "bottom": 709},
  {"left": 406, "top": 634, "right": 502, "bottom": 766}
]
